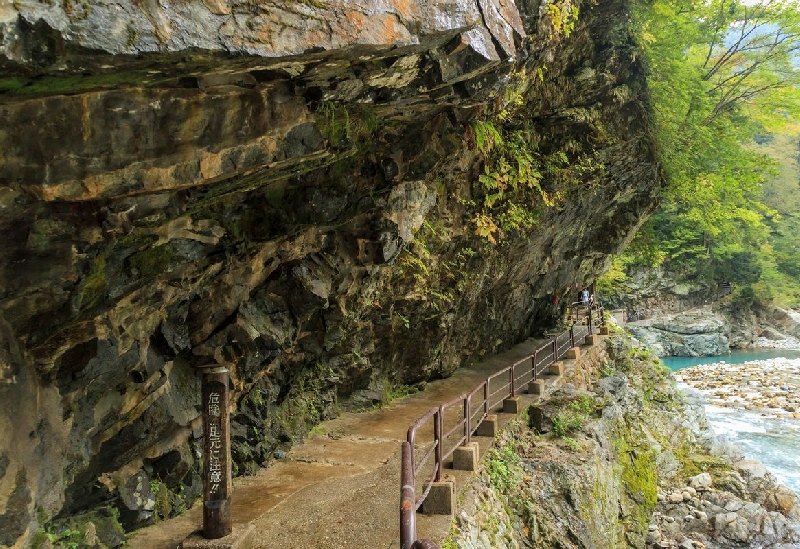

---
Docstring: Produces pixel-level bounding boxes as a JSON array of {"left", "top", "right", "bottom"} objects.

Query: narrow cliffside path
[{"left": 125, "top": 336, "right": 591, "bottom": 549}]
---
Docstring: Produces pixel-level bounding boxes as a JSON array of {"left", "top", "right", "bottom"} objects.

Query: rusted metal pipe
[
  {"left": 464, "top": 395, "right": 471, "bottom": 444},
  {"left": 510, "top": 363, "right": 515, "bottom": 396},
  {"left": 406, "top": 426, "right": 417, "bottom": 480},
  {"left": 434, "top": 409, "right": 443, "bottom": 482},
  {"left": 400, "top": 442, "right": 416, "bottom": 549}
]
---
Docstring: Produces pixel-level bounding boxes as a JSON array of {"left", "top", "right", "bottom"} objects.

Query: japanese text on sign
[
  {"left": 207, "top": 392, "right": 222, "bottom": 494},
  {"left": 208, "top": 392, "right": 221, "bottom": 417}
]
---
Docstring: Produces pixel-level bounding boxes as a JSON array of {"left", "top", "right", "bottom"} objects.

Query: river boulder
[{"left": 628, "top": 309, "right": 730, "bottom": 357}]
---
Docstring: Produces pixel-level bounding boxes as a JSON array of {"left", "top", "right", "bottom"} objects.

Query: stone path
[{"left": 126, "top": 336, "right": 589, "bottom": 549}]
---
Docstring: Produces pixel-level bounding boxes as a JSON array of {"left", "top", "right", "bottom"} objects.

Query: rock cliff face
[
  {"left": 627, "top": 310, "right": 731, "bottom": 357},
  {"left": 0, "top": 0, "right": 661, "bottom": 545},
  {"left": 610, "top": 266, "right": 800, "bottom": 355}
]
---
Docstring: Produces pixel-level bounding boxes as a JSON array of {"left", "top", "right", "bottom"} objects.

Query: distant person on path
[{"left": 580, "top": 288, "right": 589, "bottom": 307}]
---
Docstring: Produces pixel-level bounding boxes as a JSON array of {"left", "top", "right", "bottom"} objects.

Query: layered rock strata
[
  {"left": 627, "top": 309, "right": 731, "bottom": 357},
  {"left": 626, "top": 305, "right": 800, "bottom": 356},
  {"left": 0, "top": 0, "right": 662, "bottom": 545}
]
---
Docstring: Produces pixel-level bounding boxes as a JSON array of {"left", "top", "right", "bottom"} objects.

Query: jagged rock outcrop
[
  {"left": 0, "top": 0, "right": 662, "bottom": 545},
  {"left": 622, "top": 300, "right": 800, "bottom": 356},
  {"left": 605, "top": 266, "right": 800, "bottom": 352},
  {"left": 604, "top": 265, "right": 712, "bottom": 318},
  {"left": 628, "top": 309, "right": 731, "bottom": 357}
]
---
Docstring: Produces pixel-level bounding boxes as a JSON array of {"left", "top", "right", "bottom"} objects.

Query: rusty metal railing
[{"left": 399, "top": 306, "right": 605, "bottom": 549}]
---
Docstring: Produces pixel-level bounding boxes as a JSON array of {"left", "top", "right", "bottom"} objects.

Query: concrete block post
[
  {"left": 566, "top": 347, "right": 581, "bottom": 360},
  {"left": 547, "top": 361, "right": 564, "bottom": 376},
  {"left": 528, "top": 379, "right": 546, "bottom": 395},
  {"left": 476, "top": 414, "right": 498, "bottom": 437},
  {"left": 453, "top": 443, "right": 479, "bottom": 471},
  {"left": 421, "top": 481, "right": 454, "bottom": 515},
  {"left": 503, "top": 396, "right": 521, "bottom": 414}
]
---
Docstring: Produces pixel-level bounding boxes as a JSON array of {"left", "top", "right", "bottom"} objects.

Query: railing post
[
  {"left": 552, "top": 338, "right": 557, "bottom": 362},
  {"left": 588, "top": 306, "right": 593, "bottom": 334},
  {"left": 483, "top": 381, "right": 489, "bottom": 416},
  {"left": 400, "top": 441, "right": 416, "bottom": 549},
  {"left": 406, "top": 427, "right": 416, "bottom": 479},
  {"left": 532, "top": 355, "right": 537, "bottom": 380},
  {"left": 510, "top": 363, "right": 515, "bottom": 396},
  {"left": 434, "top": 408, "right": 443, "bottom": 482},
  {"left": 464, "top": 395, "right": 471, "bottom": 444},
  {"left": 570, "top": 325, "right": 575, "bottom": 348}
]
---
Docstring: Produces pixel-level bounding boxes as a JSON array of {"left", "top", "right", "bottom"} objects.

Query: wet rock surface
[{"left": 0, "top": 0, "right": 661, "bottom": 545}]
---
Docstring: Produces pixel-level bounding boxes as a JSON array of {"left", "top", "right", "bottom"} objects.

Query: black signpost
[{"left": 199, "top": 364, "right": 232, "bottom": 539}]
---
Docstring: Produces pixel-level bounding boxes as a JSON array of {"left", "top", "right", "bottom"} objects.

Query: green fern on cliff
[
  {"left": 470, "top": 121, "right": 553, "bottom": 244},
  {"left": 546, "top": 2, "right": 580, "bottom": 37}
]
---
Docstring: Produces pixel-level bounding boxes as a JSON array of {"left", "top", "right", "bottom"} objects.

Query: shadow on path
[{"left": 126, "top": 336, "right": 590, "bottom": 549}]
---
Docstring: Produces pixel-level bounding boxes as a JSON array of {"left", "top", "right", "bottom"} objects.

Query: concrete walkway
[{"left": 126, "top": 336, "right": 586, "bottom": 549}]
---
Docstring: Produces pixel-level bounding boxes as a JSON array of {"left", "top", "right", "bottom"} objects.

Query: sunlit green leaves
[
  {"left": 626, "top": 0, "right": 798, "bottom": 289},
  {"left": 471, "top": 122, "right": 550, "bottom": 243}
]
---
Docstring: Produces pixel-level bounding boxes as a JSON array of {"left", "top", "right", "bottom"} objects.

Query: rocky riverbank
[
  {"left": 625, "top": 304, "right": 800, "bottom": 357},
  {"left": 445, "top": 336, "right": 800, "bottom": 548},
  {"left": 675, "top": 358, "right": 800, "bottom": 418},
  {"left": 649, "top": 463, "right": 800, "bottom": 549}
]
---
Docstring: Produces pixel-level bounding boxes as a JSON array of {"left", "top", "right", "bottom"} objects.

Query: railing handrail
[{"left": 399, "top": 304, "right": 605, "bottom": 549}]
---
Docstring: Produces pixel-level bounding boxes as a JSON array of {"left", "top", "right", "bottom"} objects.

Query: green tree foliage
[{"left": 624, "top": 0, "right": 800, "bottom": 297}]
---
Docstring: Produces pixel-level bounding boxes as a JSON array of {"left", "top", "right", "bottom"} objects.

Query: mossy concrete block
[
  {"left": 566, "top": 347, "right": 581, "bottom": 359},
  {"left": 453, "top": 443, "right": 479, "bottom": 471},
  {"left": 528, "top": 379, "right": 546, "bottom": 395},
  {"left": 599, "top": 326, "right": 609, "bottom": 335},
  {"left": 547, "top": 361, "right": 564, "bottom": 376},
  {"left": 476, "top": 414, "right": 498, "bottom": 437},
  {"left": 585, "top": 334, "right": 600, "bottom": 346},
  {"left": 529, "top": 406, "right": 552, "bottom": 434},
  {"left": 503, "top": 396, "right": 521, "bottom": 414},
  {"left": 180, "top": 524, "right": 255, "bottom": 549},
  {"left": 421, "top": 481, "right": 454, "bottom": 515}
]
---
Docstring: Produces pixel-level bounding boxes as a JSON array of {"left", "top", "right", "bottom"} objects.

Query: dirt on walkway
[{"left": 126, "top": 338, "right": 548, "bottom": 549}]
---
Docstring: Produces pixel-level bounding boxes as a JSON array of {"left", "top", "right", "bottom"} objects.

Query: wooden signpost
[{"left": 199, "top": 364, "right": 232, "bottom": 539}]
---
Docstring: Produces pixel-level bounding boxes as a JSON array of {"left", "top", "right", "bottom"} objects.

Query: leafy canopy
[{"left": 623, "top": 0, "right": 800, "bottom": 299}]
